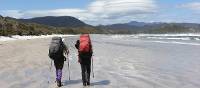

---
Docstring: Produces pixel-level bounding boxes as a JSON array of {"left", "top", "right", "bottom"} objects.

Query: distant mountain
[
  {"left": 127, "top": 21, "right": 149, "bottom": 27},
  {"left": 19, "top": 16, "right": 87, "bottom": 27},
  {"left": 0, "top": 15, "right": 101, "bottom": 36},
  {"left": 96, "top": 24, "right": 139, "bottom": 34},
  {"left": 1, "top": 15, "right": 200, "bottom": 35},
  {"left": 97, "top": 21, "right": 200, "bottom": 34},
  {"left": 96, "top": 21, "right": 162, "bottom": 33},
  {"left": 0, "top": 15, "right": 57, "bottom": 36}
]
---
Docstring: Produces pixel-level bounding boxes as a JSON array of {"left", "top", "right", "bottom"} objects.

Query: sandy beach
[
  {"left": 0, "top": 38, "right": 54, "bottom": 88},
  {"left": 0, "top": 35, "right": 200, "bottom": 88}
]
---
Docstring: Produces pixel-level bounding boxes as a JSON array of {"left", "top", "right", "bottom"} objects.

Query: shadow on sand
[
  {"left": 63, "top": 79, "right": 110, "bottom": 86},
  {"left": 91, "top": 80, "right": 110, "bottom": 86},
  {"left": 63, "top": 79, "right": 82, "bottom": 86}
]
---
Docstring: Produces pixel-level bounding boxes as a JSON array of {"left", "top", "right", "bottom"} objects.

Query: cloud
[
  {"left": 24, "top": 9, "right": 89, "bottom": 19},
  {"left": 89, "top": 0, "right": 156, "bottom": 15},
  {"left": 0, "top": 10, "right": 24, "bottom": 18},
  {"left": 0, "top": 0, "right": 157, "bottom": 25},
  {"left": 88, "top": 0, "right": 157, "bottom": 23},
  {"left": 91, "top": 0, "right": 158, "bottom": 25},
  {"left": 181, "top": 2, "right": 200, "bottom": 11}
]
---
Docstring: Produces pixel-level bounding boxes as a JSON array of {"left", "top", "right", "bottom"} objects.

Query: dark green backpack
[{"left": 49, "top": 37, "right": 63, "bottom": 60}]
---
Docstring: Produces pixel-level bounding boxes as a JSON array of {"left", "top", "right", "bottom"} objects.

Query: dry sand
[
  {"left": 0, "top": 38, "right": 54, "bottom": 88},
  {"left": 1, "top": 35, "right": 200, "bottom": 88}
]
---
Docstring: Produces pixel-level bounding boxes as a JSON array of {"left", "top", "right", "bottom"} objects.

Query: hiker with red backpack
[
  {"left": 75, "top": 34, "right": 93, "bottom": 86},
  {"left": 49, "top": 37, "right": 69, "bottom": 87}
]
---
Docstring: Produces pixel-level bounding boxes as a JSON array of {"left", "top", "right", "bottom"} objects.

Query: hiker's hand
[
  {"left": 78, "top": 58, "right": 81, "bottom": 63},
  {"left": 65, "top": 50, "right": 69, "bottom": 55},
  {"left": 64, "top": 57, "right": 66, "bottom": 61},
  {"left": 67, "top": 50, "right": 69, "bottom": 55}
]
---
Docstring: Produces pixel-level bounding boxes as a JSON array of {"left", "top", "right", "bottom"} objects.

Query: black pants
[
  {"left": 79, "top": 53, "right": 92, "bottom": 84},
  {"left": 53, "top": 55, "right": 65, "bottom": 69},
  {"left": 81, "top": 62, "right": 91, "bottom": 84},
  {"left": 54, "top": 60, "right": 64, "bottom": 69},
  {"left": 54, "top": 60, "right": 64, "bottom": 81}
]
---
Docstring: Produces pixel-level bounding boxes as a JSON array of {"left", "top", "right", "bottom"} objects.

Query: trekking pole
[
  {"left": 67, "top": 55, "right": 71, "bottom": 80},
  {"left": 92, "top": 57, "right": 94, "bottom": 78},
  {"left": 50, "top": 60, "right": 53, "bottom": 71},
  {"left": 48, "top": 60, "right": 53, "bottom": 84}
]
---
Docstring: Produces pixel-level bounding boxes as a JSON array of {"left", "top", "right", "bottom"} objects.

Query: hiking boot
[
  {"left": 86, "top": 82, "right": 90, "bottom": 85},
  {"left": 57, "top": 80, "right": 62, "bottom": 87},
  {"left": 83, "top": 82, "right": 87, "bottom": 86}
]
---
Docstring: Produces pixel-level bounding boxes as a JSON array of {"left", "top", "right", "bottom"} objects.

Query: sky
[{"left": 0, "top": 0, "right": 200, "bottom": 25}]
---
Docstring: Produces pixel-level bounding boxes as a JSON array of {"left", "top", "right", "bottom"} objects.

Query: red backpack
[{"left": 79, "top": 34, "right": 91, "bottom": 53}]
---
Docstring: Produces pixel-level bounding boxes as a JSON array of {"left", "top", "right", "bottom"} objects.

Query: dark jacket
[
  {"left": 75, "top": 40, "right": 93, "bottom": 64},
  {"left": 51, "top": 41, "right": 68, "bottom": 62}
]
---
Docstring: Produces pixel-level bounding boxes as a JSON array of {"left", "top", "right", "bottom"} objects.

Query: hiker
[
  {"left": 49, "top": 37, "right": 69, "bottom": 87},
  {"left": 75, "top": 34, "right": 93, "bottom": 86}
]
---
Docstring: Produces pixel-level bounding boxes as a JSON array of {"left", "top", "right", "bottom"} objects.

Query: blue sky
[
  {"left": 0, "top": 0, "right": 91, "bottom": 10},
  {"left": 0, "top": 0, "right": 200, "bottom": 25}
]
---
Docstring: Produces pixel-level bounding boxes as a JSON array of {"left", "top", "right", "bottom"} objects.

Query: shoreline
[{"left": 0, "top": 34, "right": 77, "bottom": 42}]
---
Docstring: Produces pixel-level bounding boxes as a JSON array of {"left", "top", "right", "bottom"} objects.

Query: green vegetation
[
  {"left": 1, "top": 15, "right": 200, "bottom": 36},
  {"left": 143, "top": 23, "right": 191, "bottom": 34},
  {"left": 0, "top": 16, "right": 102, "bottom": 36},
  {"left": 99, "top": 23, "right": 200, "bottom": 34}
]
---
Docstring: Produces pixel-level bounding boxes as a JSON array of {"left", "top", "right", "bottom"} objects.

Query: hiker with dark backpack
[
  {"left": 75, "top": 34, "right": 93, "bottom": 86},
  {"left": 49, "top": 37, "right": 69, "bottom": 87}
]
